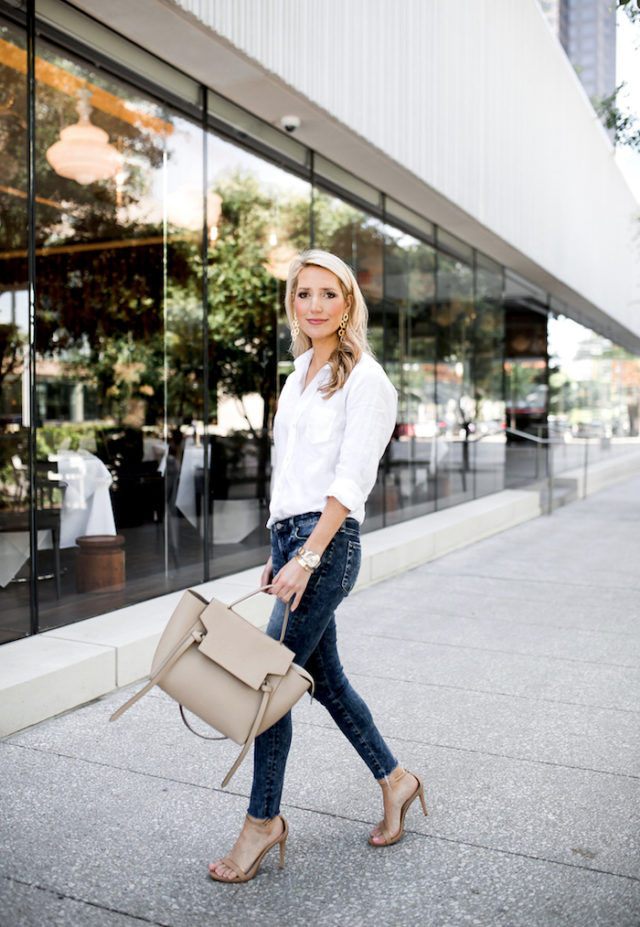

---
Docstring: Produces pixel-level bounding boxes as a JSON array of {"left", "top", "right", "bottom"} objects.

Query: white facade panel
[{"left": 173, "top": 0, "right": 640, "bottom": 346}]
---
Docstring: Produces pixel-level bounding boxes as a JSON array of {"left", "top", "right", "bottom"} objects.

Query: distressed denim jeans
[{"left": 247, "top": 512, "right": 398, "bottom": 819}]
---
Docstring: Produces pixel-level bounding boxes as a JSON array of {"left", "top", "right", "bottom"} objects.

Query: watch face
[{"left": 299, "top": 547, "right": 320, "bottom": 568}]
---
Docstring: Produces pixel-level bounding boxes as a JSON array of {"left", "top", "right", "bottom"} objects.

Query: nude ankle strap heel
[
  {"left": 369, "top": 771, "right": 427, "bottom": 847},
  {"left": 209, "top": 815, "right": 289, "bottom": 883}
]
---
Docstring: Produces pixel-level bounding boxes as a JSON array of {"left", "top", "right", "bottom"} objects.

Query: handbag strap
[
  {"left": 109, "top": 623, "right": 205, "bottom": 722},
  {"left": 220, "top": 682, "right": 274, "bottom": 787}
]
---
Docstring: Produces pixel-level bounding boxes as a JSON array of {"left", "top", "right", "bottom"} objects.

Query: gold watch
[{"left": 295, "top": 547, "right": 321, "bottom": 572}]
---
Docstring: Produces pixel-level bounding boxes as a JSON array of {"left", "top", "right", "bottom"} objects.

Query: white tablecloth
[
  {"left": 174, "top": 444, "right": 259, "bottom": 542},
  {"left": 56, "top": 450, "right": 116, "bottom": 548},
  {"left": 0, "top": 452, "right": 117, "bottom": 587},
  {"left": 0, "top": 530, "right": 51, "bottom": 588},
  {"left": 175, "top": 445, "right": 208, "bottom": 528},
  {"left": 143, "top": 438, "right": 168, "bottom": 476}
]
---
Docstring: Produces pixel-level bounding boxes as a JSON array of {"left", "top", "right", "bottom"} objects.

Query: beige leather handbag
[{"left": 110, "top": 587, "right": 313, "bottom": 787}]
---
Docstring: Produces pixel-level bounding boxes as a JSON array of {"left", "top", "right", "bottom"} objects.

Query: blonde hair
[{"left": 284, "top": 249, "right": 371, "bottom": 397}]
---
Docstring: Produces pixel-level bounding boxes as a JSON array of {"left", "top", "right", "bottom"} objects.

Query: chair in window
[
  {"left": 0, "top": 467, "right": 67, "bottom": 597},
  {"left": 10, "top": 454, "right": 28, "bottom": 507}
]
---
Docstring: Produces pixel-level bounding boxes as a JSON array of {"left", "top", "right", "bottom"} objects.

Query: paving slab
[{"left": 1, "top": 476, "right": 640, "bottom": 926}]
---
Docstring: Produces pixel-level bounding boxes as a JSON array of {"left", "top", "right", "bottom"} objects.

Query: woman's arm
[{"left": 269, "top": 495, "right": 349, "bottom": 611}]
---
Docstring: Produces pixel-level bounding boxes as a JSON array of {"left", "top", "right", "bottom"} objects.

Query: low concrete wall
[
  {"left": 1, "top": 487, "right": 541, "bottom": 737},
  {"left": 561, "top": 449, "right": 640, "bottom": 499}
]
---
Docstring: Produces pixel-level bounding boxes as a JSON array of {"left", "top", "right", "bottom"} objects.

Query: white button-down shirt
[{"left": 267, "top": 349, "right": 398, "bottom": 527}]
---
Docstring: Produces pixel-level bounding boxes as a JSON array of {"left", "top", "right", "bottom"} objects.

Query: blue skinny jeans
[{"left": 247, "top": 512, "right": 398, "bottom": 819}]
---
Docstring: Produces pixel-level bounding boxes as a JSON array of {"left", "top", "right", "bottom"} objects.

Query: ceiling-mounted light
[{"left": 46, "top": 87, "right": 122, "bottom": 185}]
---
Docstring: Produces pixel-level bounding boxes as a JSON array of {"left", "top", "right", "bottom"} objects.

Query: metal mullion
[
  {"left": 471, "top": 251, "right": 479, "bottom": 500},
  {"left": 202, "top": 90, "right": 211, "bottom": 582},
  {"left": 433, "top": 246, "right": 440, "bottom": 512},
  {"left": 27, "top": 0, "right": 38, "bottom": 634},
  {"left": 381, "top": 194, "right": 388, "bottom": 528}
]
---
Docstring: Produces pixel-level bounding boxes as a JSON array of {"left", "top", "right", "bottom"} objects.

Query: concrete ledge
[
  {"left": 561, "top": 450, "right": 640, "bottom": 498},
  {"left": 0, "top": 487, "right": 541, "bottom": 737},
  {"left": 0, "top": 635, "right": 114, "bottom": 738},
  {"left": 357, "top": 489, "right": 541, "bottom": 588}
]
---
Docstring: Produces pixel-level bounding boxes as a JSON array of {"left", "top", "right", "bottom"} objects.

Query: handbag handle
[{"left": 229, "top": 585, "right": 291, "bottom": 644}]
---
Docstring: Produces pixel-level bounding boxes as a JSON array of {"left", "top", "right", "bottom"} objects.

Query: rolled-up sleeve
[{"left": 326, "top": 363, "right": 397, "bottom": 514}]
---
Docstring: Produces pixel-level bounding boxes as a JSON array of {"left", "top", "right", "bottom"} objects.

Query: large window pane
[
  {"left": 205, "top": 135, "right": 311, "bottom": 576},
  {"left": 474, "top": 256, "right": 506, "bottom": 498},
  {"left": 31, "top": 39, "right": 205, "bottom": 629},
  {"left": 548, "top": 316, "right": 640, "bottom": 477},
  {"left": 504, "top": 274, "right": 549, "bottom": 487},
  {"left": 384, "top": 226, "right": 437, "bottom": 525},
  {"left": 313, "top": 190, "right": 386, "bottom": 528},
  {"left": 0, "top": 18, "right": 31, "bottom": 641},
  {"left": 435, "top": 252, "right": 474, "bottom": 509}
]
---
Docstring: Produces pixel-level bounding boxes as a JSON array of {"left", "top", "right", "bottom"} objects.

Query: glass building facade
[{"left": 1, "top": 2, "right": 638, "bottom": 643}]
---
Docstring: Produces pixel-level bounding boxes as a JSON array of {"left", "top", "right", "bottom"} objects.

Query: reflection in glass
[
  {"left": 313, "top": 189, "right": 386, "bottom": 528},
  {"left": 28, "top": 37, "right": 204, "bottom": 632},
  {"left": 205, "top": 136, "right": 311, "bottom": 574},
  {"left": 384, "top": 227, "right": 437, "bottom": 525},
  {"left": 435, "top": 252, "right": 474, "bottom": 509},
  {"left": 474, "top": 257, "right": 506, "bottom": 497},
  {"left": 547, "top": 317, "right": 640, "bottom": 475},
  {"left": 0, "top": 18, "right": 32, "bottom": 641}
]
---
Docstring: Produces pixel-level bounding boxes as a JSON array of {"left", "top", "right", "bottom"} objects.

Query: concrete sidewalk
[{"left": 1, "top": 476, "right": 639, "bottom": 926}]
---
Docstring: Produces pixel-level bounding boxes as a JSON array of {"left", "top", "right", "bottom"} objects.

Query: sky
[{"left": 615, "top": 8, "right": 640, "bottom": 204}]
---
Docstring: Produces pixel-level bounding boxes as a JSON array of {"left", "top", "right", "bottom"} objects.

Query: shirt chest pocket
[{"left": 307, "top": 405, "right": 337, "bottom": 444}]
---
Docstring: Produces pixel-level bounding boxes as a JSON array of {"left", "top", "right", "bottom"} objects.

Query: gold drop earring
[
  {"left": 337, "top": 313, "right": 349, "bottom": 340},
  {"left": 290, "top": 316, "right": 300, "bottom": 339}
]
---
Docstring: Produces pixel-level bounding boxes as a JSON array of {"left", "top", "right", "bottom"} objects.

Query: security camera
[{"left": 280, "top": 115, "right": 300, "bottom": 133}]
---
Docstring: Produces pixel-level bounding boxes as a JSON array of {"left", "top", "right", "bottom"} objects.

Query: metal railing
[
  {"left": 505, "top": 427, "right": 557, "bottom": 513},
  {"left": 505, "top": 426, "right": 638, "bottom": 514}
]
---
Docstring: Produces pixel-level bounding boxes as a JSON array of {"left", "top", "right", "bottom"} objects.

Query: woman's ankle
[{"left": 379, "top": 766, "right": 406, "bottom": 788}]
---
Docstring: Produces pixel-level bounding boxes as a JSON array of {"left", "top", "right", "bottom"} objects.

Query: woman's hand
[
  {"left": 270, "top": 555, "right": 312, "bottom": 612},
  {"left": 261, "top": 556, "right": 274, "bottom": 590}
]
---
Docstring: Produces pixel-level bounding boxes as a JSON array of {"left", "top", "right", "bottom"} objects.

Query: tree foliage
[{"left": 593, "top": 1, "right": 640, "bottom": 151}]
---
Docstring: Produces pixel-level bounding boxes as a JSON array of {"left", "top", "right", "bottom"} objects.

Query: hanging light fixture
[{"left": 46, "top": 87, "right": 122, "bottom": 185}]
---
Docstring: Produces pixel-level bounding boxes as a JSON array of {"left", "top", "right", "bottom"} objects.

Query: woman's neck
[
  {"left": 304, "top": 337, "right": 337, "bottom": 390},
  {"left": 310, "top": 335, "right": 338, "bottom": 369}
]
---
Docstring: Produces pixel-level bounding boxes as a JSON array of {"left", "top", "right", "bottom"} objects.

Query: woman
[{"left": 209, "top": 250, "right": 427, "bottom": 883}]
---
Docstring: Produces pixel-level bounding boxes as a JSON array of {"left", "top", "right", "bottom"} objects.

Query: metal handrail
[
  {"left": 505, "top": 426, "right": 557, "bottom": 513},
  {"left": 505, "top": 426, "right": 553, "bottom": 445},
  {"left": 505, "top": 426, "right": 593, "bottom": 513}
]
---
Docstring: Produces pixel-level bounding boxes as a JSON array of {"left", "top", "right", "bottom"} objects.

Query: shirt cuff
[{"left": 326, "top": 476, "right": 364, "bottom": 514}]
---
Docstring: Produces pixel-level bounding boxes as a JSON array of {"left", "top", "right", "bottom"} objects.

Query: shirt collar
[
  {"left": 293, "top": 348, "right": 330, "bottom": 382},
  {"left": 293, "top": 348, "right": 313, "bottom": 373}
]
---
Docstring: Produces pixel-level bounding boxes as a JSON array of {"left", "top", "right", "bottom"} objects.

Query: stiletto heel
[
  {"left": 209, "top": 815, "right": 288, "bottom": 883},
  {"left": 368, "top": 770, "right": 427, "bottom": 847},
  {"left": 418, "top": 782, "right": 428, "bottom": 817}
]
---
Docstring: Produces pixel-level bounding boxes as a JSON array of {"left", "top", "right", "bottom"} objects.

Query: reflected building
[{"left": 0, "top": 0, "right": 638, "bottom": 643}]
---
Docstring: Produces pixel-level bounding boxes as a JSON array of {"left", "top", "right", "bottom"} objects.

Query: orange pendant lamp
[{"left": 46, "top": 87, "right": 122, "bottom": 185}]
